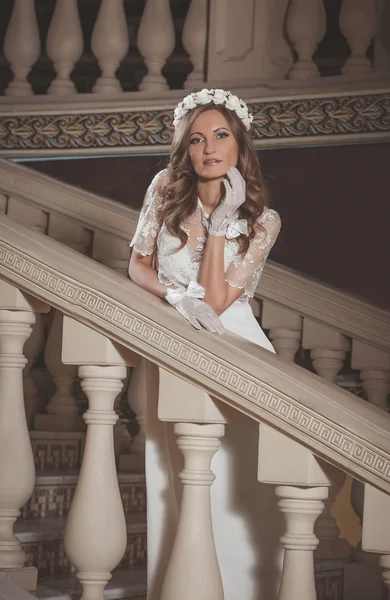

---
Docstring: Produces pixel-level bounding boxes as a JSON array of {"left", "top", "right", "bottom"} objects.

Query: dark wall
[{"left": 27, "top": 142, "right": 390, "bottom": 309}]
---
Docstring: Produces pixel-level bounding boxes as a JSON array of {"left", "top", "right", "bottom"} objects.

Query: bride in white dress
[{"left": 129, "top": 89, "right": 282, "bottom": 599}]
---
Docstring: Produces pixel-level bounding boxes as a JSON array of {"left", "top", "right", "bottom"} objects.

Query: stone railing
[
  {"left": 1, "top": 0, "right": 388, "bottom": 99},
  {"left": 0, "top": 158, "right": 388, "bottom": 415},
  {"left": 0, "top": 1, "right": 389, "bottom": 156},
  {"left": 0, "top": 213, "right": 390, "bottom": 600}
]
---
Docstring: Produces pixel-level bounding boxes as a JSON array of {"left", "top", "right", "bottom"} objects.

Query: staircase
[{"left": 0, "top": 158, "right": 389, "bottom": 600}]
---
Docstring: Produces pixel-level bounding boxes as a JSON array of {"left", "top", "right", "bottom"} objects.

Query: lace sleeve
[
  {"left": 129, "top": 169, "right": 166, "bottom": 255},
  {"left": 225, "top": 208, "right": 281, "bottom": 297}
]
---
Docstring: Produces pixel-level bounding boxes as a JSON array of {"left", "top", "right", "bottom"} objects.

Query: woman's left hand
[{"left": 209, "top": 167, "right": 246, "bottom": 236}]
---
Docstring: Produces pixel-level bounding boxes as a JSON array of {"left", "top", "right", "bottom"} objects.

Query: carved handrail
[
  {"left": 0, "top": 158, "right": 388, "bottom": 352},
  {"left": 1, "top": 214, "right": 390, "bottom": 494}
]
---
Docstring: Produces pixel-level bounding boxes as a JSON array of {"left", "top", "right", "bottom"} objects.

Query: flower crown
[{"left": 173, "top": 89, "right": 254, "bottom": 131}]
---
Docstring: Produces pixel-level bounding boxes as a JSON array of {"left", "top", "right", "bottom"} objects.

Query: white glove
[
  {"left": 166, "top": 281, "right": 224, "bottom": 334},
  {"left": 208, "top": 167, "right": 247, "bottom": 236}
]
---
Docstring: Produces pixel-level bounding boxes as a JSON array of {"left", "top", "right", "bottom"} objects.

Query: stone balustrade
[
  {"left": 0, "top": 0, "right": 388, "bottom": 102},
  {"left": 0, "top": 214, "right": 389, "bottom": 599}
]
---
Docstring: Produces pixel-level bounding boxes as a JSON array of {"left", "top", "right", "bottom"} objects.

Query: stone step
[
  {"left": 15, "top": 514, "right": 147, "bottom": 577},
  {"left": 22, "top": 470, "right": 146, "bottom": 520},
  {"left": 36, "top": 568, "right": 147, "bottom": 600}
]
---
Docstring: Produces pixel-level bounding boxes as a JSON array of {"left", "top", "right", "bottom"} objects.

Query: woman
[{"left": 129, "top": 89, "right": 282, "bottom": 599}]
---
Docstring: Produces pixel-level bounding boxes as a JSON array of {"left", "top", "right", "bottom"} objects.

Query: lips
[{"left": 203, "top": 159, "right": 222, "bottom": 165}]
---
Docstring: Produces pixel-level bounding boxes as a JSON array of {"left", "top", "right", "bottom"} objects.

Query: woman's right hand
[
  {"left": 174, "top": 296, "right": 225, "bottom": 334},
  {"left": 208, "top": 167, "right": 246, "bottom": 236}
]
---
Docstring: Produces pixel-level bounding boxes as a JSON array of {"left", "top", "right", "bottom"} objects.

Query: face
[{"left": 188, "top": 109, "right": 239, "bottom": 180}]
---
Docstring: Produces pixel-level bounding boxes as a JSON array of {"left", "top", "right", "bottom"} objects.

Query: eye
[
  {"left": 216, "top": 131, "right": 229, "bottom": 139},
  {"left": 190, "top": 136, "right": 203, "bottom": 145}
]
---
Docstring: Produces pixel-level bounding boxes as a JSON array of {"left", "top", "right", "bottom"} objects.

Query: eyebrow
[{"left": 190, "top": 127, "right": 230, "bottom": 136}]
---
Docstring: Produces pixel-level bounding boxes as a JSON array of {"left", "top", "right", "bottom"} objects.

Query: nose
[{"left": 203, "top": 137, "right": 216, "bottom": 154}]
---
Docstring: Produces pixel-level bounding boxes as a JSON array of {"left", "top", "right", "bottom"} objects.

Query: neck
[{"left": 197, "top": 177, "right": 223, "bottom": 214}]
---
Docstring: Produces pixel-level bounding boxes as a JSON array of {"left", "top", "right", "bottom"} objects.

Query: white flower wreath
[{"left": 173, "top": 88, "right": 254, "bottom": 131}]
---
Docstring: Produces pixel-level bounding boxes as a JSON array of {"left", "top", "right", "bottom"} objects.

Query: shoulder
[
  {"left": 148, "top": 168, "right": 168, "bottom": 193},
  {"left": 257, "top": 208, "right": 281, "bottom": 233}
]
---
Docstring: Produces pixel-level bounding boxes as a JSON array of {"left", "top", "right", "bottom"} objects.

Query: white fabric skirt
[{"left": 146, "top": 301, "right": 283, "bottom": 599}]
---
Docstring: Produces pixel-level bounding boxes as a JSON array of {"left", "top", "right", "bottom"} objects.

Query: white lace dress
[{"left": 130, "top": 171, "right": 283, "bottom": 599}]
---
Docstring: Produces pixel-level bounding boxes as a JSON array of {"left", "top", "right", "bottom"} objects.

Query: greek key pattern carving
[
  {"left": 1, "top": 241, "right": 389, "bottom": 488},
  {"left": 0, "top": 92, "right": 389, "bottom": 154}
]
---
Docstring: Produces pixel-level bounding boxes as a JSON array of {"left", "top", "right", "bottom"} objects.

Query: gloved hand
[
  {"left": 166, "top": 281, "right": 224, "bottom": 334},
  {"left": 208, "top": 167, "right": 246, "bottom": 236}
]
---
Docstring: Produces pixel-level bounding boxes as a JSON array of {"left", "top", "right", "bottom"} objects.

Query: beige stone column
[
  {"left": 137, "top": 0, "right": 175, "bottom": 91},
  {"left": 91, "top": 0, "right": 129, "bottom": 94},
  {"left": 161, "top": 423, "right": 225, "bottom": 600},
  {"left": 361, "top": 484, "right": 390, "bottom": 597},
  {"left": 261, "top": 301, "right": 302, "bottom": 362},
  {"left": 0, "top": 282, "right": 49, "bottom": 591},
  {"left": 23, "top": 313, "right": 45, "bottom": 429},
  {"left": 351, "top": 340, "right": 389, "bottom": 412},
  {"left": 61, "top": 316, "right": 140, "bottom": 600},
  {"left": 286, "top": 0, "right": 326, "bottom": 80},
  {"left": 276, "top": 486, "right": 328, "bottom": 600},
  {"left": 158, "top": 370, "right": 236, "bottom": 600},
  {"left": 4, "top": 0, "right": 40, "bottom": 97},
  {"left": 340, "top": 0, "right": 379, "bottom": 75},
  {"left": 258, "top": 424, "right": 332, "bottom": 600},
  {"left": 46, "top": 0, "right": 84, "bottom": 95},
  {"left": 343, "top": 479, "right": 385, "bottom": 600},
  {"left": 182, "top": 0, "right": 208, "bottom": 89}
]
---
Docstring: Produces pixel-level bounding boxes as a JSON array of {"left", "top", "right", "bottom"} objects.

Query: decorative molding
[
  {"left": 0, "top": 232, "right": 389, "bottom": 494},
  {"left": 0, "top": 91, "right": 389, "bottom": 156}
]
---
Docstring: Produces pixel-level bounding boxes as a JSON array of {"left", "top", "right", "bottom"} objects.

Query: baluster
[
  {"left": 23, "top": 313, "right": 45, "bottom": 429},
  {"left": 351, "top": 340, "right": 389, "bottom": 411},
  {"left": 119, "top": 359, "right": 153, "bottom": 472},
  {"left": 46, "top": 0, "right": 83, "bottom": 96},
  {"left": 92, "top": 233, "right": 136, "bottom": 466},
  {"left": 276, "top": 486, "right": 328, "bottom": 600},
  {"left": 302, "top": 319, "right": 352, "bottom": 560},
  {"left": 302, "top": 318, "right": 348, "bottom": 383},
  {"left": 161, "top": 423, "right": 224, "bottom": 600},
  {"left": 158, "top": 369, "right": 235, "bottom": 600},
  {"left": 3, "top": 0, "right": 40, "bottom": 97},
  {"left": 360, "top": 483, "right": 390, "bottom": 598},
  {"left": 35, "top": 310, "right": 84, "bottom": 431},
  {"left": 91, "top": 0, "right": 129, "bottom": 94},
  {"left": 261, "top": 301, "right": 302, "bottom": 362},
  {"left": 340, "top": 0, "right": 379, "bottom": 75},
  {"left": 35, "top": 217, "right": 92, "bottom": 431},
  {"left": 285, "top": 0, "right": 327, "bottom": 80},
  {"left": 258, "top": 424, "right": 332, "bottom": 600},
  {"left": 374, "top": 0, "right": 390, "bottom": 73},
  {"left": 343, "top": 479, "right": 384, "bottom": 600},
  {"left": 314, "top": 468, "right": 351, "bottom": 560},
  {"left": 61, "top": 316, "right": 140, "bottom": 600},
  {"left": 182, "top": 0, "right": 207, "bottom": 89},
  {"left": 137, "top": 0, "right": 175, "bottom": 92},
  {"left": 0, "top": 282, "right": 48, "bottom": 591}
]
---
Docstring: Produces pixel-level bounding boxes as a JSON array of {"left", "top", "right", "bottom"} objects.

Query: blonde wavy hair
[{"left": 156, "top": 104, "right": 270, "bottom": 254}]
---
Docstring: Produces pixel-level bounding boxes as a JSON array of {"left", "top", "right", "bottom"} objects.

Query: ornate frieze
[
  {"left": 0, "top": 238, "right": 389, "bottom": 492},
  {"left": 0, "top": 91, "right": 389, "bottom": 155}
]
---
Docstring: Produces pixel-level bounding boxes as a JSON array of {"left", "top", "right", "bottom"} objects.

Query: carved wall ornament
[{"left": 0, "top": 92, "right": 389, "bottom": 155}]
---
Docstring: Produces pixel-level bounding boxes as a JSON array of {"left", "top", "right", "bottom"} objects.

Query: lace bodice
[{"left": 130, "top": 170, "right": 281, "bottom": 300}]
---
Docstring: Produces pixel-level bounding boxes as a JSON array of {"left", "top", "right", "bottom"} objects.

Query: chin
[{"left": 198, "top": 166, "right": 228, "bottom": 180}]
